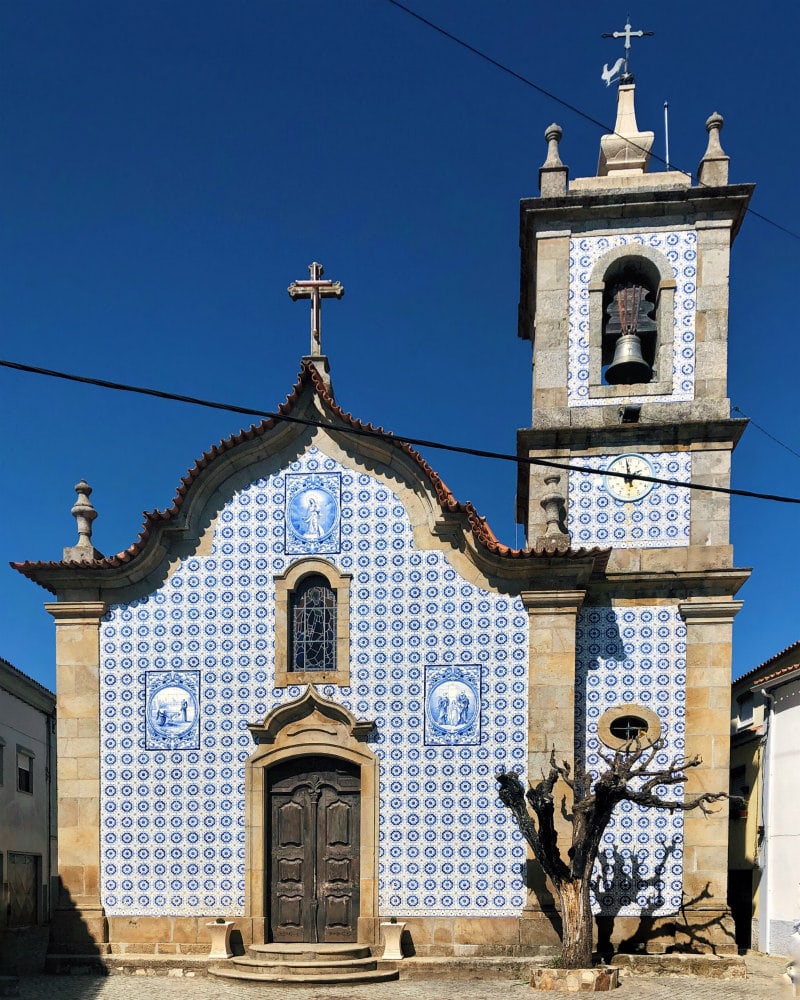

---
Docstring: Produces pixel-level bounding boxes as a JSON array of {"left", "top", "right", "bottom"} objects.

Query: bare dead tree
[{"left": 496, "top": 739, "right": 728, "bottom": 969}]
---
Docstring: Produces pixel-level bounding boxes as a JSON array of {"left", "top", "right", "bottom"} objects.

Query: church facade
[{"left": 15, "top": 79, "right": 751, "bottom": 958}]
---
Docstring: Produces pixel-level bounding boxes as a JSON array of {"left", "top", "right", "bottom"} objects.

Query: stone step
[
  {"left": 247, "top": 942, "right": 372, "bottom": 962},
  {"left": 208, "top": 963, "right": 399, "bottom": 985},
  {"left": 232, "top": 955, "right": 380, "bottom": 975}
]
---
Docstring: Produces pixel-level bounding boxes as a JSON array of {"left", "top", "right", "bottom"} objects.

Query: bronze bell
[
  {"left": 605, "top": 280, "right": 654, "bottom": 385},
  {"left": 606, "top": 332, "right": 651, "bottom": 384}
]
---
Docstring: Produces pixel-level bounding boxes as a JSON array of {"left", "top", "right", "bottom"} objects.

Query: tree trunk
[{"left": 558, "top": 877, "right": 593, "bottom": 969}]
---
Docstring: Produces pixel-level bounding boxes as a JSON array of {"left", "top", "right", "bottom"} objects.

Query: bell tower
[{"left": 517, "top": 62, "right": 753, "bottom": 950}]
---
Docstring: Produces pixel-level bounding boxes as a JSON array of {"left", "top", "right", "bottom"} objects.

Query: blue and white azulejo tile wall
[
  {"left": 99, "top": 445, "right": 528, "bottom": 918},
  {"left": 568, "top": 452, "right": 691, "bottom": 549},
  {"left": 576, "top": 604, "right": 686, "bottom": 917},
  {"left": 568, "top": 230, "right": 698, "bottom": 406}
]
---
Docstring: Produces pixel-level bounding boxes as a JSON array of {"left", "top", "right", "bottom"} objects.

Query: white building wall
[
  {"left": 0, "top": 673, "right": 56, "bottom": 926},
  {"left": 763, "top": 676, "right": 800, "bottom": 955}
]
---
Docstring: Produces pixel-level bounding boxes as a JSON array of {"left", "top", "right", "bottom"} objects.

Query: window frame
[
  {"left": 274, "top": 558, "right": 352, "bottom": 688},
  {"left": 736, "top": 692, "right": 754, "bottom": 728},
  {"left": 16, "top": 745, "right": 34, "bottom": 795},
  {"left": 597, "top": 705, "right": 662, "bottom": 750}
]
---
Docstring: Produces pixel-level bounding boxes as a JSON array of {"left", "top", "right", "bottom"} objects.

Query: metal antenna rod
[{"left": 664, "top": 101, "right": 670, "bottom": 171}]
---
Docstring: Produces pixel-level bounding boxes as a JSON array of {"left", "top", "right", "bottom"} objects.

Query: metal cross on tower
[
  {"left": 288, "top": 262, "right": 344, "bottom": 356},
  {"left": 601, "top": 19, "right": 654, "bottom": 77}
]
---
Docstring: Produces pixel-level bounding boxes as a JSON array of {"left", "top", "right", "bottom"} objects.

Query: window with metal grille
[
  {"left": 290, "top": 574, "right": 336, "bottom": 672},
  {"left": 608, "top": 715, "right": 649, "bottom": 742}
]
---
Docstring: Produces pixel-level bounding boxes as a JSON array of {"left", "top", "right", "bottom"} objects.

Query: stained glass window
[{"left": 290, "top": 574, "right": 336, "bottom": 672}]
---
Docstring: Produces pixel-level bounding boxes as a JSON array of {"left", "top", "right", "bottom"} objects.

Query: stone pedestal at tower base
[
  {"left": 50, "top": 901, "right": 109, "bottom": 955},
  {"left": 531, "top": 966, "right": 619, "bottom": 992}
]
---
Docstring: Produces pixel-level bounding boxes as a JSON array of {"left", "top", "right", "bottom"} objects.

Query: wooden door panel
[
  {"left": 276, "top": 895, "right": 304, "bottom": 931},
  {"left": 277, "top": 801, "right": 304, "bottom": 845},
  {"left": 325, "top": 858, "right": 351, "bottom": 882},
  {"left": 267, "top": 757, "right": 360, "bottom": 943},
  {"left": 326, "top": 799, "right": 350, "bottom": 844},
  {"left": 8, "top": 853, "right": 38, "bottom": 928},
  {"left": 325, "top": 894, "right": 351, "bottom": 930},
  {"left": 317, "top": 781, "right": 359, "bottom": 942}
]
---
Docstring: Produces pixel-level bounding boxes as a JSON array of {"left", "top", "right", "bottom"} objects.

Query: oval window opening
[{"left": 608, "top": 715, "right": 648, "bottom": 742}]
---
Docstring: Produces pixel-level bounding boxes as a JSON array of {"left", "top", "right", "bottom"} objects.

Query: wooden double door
[{"left": 267, "top": 756, "right": 360, "bottom": 943}]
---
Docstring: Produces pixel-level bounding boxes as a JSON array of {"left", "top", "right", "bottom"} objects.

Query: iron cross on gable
[
  {"left": 288, "top": 262, "right": 344, "bottom": 357},
  {"left": 601, "top": 19, "right": 654, "bottom": 77}
]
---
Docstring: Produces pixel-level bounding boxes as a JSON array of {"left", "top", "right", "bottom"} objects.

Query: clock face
[{"left": 604, "top": 453, "right": 655, "bottom": 502}]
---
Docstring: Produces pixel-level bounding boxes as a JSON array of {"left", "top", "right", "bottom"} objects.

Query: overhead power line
[
  {"left": 2, "top": 356, "right": 799, "bottom": 506},
  {"left": 384, "top": 0, "right": 800, "bottom": 244},
  {"left": 732, "top": 406, "right": 800, "bottom": 463}
]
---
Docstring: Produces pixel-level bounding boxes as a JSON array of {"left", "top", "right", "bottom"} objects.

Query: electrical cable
[
  {"left": 384, "top": 0, "right": 800, "bottom": 244},
  {"left": 2, "top": 356, "right": 800, "bottom": 505},
  {"left": 732, "top": 406, "right": 800, "bottom": 463}
]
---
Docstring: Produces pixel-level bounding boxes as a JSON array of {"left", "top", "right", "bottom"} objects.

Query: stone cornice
[
  {"left": 248, "top": 685, "right": 376, "bottom": 745},
  {"left": 678, "top": 598, "right": 744, "bottom": 625},
  {"left": 520, "top": 589, "right": 586, "bottom": 613},
  {"left": 594, "top": 569, "right": 750, "bottom": 602},
  {"left": 44, "top": 601, "right": 107, "bottom": 623},
  {"left": 517, "top": 419, "right": 748, "bottom": 453}
]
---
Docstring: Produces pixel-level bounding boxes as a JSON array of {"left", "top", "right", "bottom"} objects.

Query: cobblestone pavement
[{"left": 9, "top": 954, "right": 792, "bottom": 1000}]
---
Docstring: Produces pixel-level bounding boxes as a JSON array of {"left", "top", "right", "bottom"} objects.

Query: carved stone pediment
[{"left": 247, "top": 685, "right": 375, "bottom": 745}]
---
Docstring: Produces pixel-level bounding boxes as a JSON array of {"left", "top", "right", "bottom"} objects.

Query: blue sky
[{"left": 1, "top": 1, "right": 798, "bottom": 688}]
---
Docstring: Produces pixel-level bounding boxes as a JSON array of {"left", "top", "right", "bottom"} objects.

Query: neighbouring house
[
  {"left": 0, "top": 657, "right": 57, "bottom": 971},
  {"left": 729, "top": 642, "right": 800, "bottom": 956}
]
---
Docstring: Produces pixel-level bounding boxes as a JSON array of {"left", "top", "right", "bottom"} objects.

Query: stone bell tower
[{"left": 516, "top": 59, "right": 753, "bottom": 951}]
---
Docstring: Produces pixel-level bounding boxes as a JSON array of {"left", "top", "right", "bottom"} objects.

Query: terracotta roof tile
[
  {"left": 753, "top": 661, "right": 800, "bottom": 689},
  {"left": 12, "top": 360, "right": 607, "bottom": 586},
  {"left": 735, "top": 639, "right": 800, "bottom": 684}
]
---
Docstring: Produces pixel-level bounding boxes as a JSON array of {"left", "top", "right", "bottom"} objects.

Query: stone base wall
[
  {"left": 596, "top": 908, "right": 737, "bottom": 957},
  {"left": 50, "top": 907, "right": 737, "bottom": 958}
]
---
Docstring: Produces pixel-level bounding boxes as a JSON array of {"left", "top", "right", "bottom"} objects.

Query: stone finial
[
  {"left": 543, "top": 124, "right": 564, "bottom": 167},
  {"left": 698, "top": 111, "right": 729, "bottom": 186},
  {"left": 539, "top": 123, "right": 568, "bottom": 198},
  {"left": 598, "top": 82, "right": 654, "bottom": 177},
  {"left": 539, "top": 473, "right": 569, "bottom": 544},
  {"left": 63, "top": 479, "right": 104, "bottom": 562}
]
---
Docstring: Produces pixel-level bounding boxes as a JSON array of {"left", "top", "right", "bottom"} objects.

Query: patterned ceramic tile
[
  {"left": 99, "top": 446, "right": 528, "bottom": 919},
  {"left": 424, "top": 664, "right": 481, "bottom": 746},
  {"left": 568, "top": 230, "right": 697, "bottom": 406},
  {"left": 285, "top": 472, "right": 341, "bottom": 555},
  {"left": 568, "top": 452, "right": 691, "bottom": 549},
  {"left": 575, "top": 604, "right": 686, "bottom": 916},
  {"left": 144, "top": 670, "right": 200, "bottom": 751}
]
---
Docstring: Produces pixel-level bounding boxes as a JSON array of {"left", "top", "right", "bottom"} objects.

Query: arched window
[
  {"left": 274, "top": 558, "right": 351, "bottom": 688},
  {"left": 290, "top": 574, "right": 337, "bottom": 672}
]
